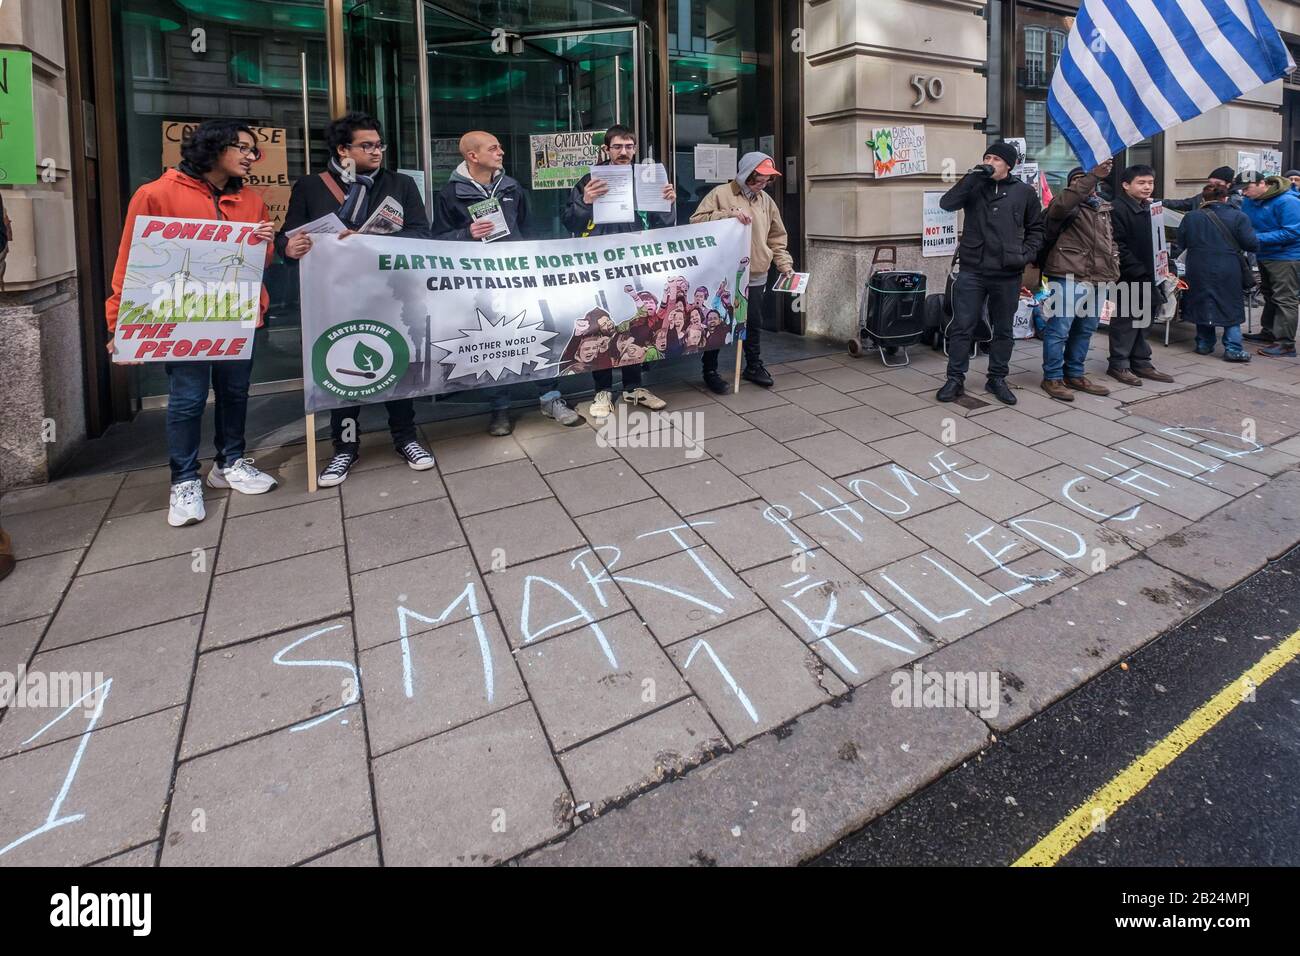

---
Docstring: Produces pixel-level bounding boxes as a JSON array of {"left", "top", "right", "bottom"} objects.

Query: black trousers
[
  {"left": 704, "top": 282, "right": 765, "bottom": 373},
  {"left": 331, "top": 399, "right": 417, "bottom": 453},
  {"left": 592, "top": 363, "right": 642, "bottom": 391},
  {"left": 1107, "top": 318, "right": 1154, "bottom": 371},
  {"left": 945, "top": 269, "right": 1018, "bottom": 381}
]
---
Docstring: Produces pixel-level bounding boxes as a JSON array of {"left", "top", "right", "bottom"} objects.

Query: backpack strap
[{"left": 319, "top": 171, "right": 347, "bottom": 207}]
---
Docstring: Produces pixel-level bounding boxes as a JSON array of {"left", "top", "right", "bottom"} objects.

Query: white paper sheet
[
  {"left": 633, "top": 162, "right": 671, "bottom": 213},
  {"left": 590, "top": 164, "right": 635, "bottom": 224},
  {"left": 286, "top": 212, "right": 348, "bottom": 238}
]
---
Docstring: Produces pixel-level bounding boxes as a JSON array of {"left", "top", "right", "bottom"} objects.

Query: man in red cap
[{"left": 690, "top": 152, "right": 795, "bottom": 393}]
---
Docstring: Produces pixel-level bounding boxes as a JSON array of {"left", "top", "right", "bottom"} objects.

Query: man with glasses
[
  {"left": 106, "top": 119, "right": 279, "bottom": 527},
  {"left": 279, "top": 111, "right": 435, "bottom": 488},
  {"left": 561, "top": 123, "right": 675, "bottom": 419},
  {"left": 689, "top": 152, "right": 794, "bottom": 393}
]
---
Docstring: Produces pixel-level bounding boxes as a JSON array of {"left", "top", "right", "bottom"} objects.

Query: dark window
[{"left": 231, "top": 33, "right": 263, "bottom": 87}]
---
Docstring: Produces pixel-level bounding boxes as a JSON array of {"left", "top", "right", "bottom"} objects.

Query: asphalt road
[{"left": 815, "top": 546, "right": 1300, "bottom": 867}]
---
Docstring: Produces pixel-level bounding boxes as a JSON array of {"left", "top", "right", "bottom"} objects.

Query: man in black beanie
[
  {"left": 1165, "top": 165, "right": 1241, "bottom": 212},
  {"left": 935, "top": 141, "right": 1045, "bottom": 405}
]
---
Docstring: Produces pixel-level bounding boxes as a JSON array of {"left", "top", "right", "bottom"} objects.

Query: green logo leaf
[{"left": 354, "top": 340, "right": 383, "bottom": 373}]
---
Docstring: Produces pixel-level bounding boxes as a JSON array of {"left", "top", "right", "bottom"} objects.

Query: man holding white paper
[
  {"left": 561, "top": 123, "right": 677, "bottom": 418},
  {"left": 278, "top": 111, "right": 435, "bottom": 488}
]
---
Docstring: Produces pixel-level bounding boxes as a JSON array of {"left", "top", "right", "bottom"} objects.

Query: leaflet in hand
[
  {"left": 285, "top": 212, "right": 348, "bottom": 238},
  {"left": 771, "top": 271, "right": 810, "bottom": 294},
  {"left": 358, "top": 196, "right": 405, "bottom": 235},
  {"left": 633, "top": 163, "right": 672, "bottom": 213},
  {"left": 468, "top": 197, "right": 510, "bottom": 242},
  {"left": 590, "top": 165, "right": 635, "bottom": 224}
]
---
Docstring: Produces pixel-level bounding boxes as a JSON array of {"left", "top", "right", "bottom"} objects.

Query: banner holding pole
[{"left": 299, "top": 220, "right": 752, "bottom": 413}]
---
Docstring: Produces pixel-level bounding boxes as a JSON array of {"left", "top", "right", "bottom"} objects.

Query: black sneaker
[
  {"left": 742, "top": 361, "right": 774, "bottom": 387},
  {"left": 1243, "top": 330, "right": 1276, "bottom": 343},
  {"left": 488, "top": 408, "right": 513, "bottom": 436},
  {"left": 936, "top": 377, "right": 963, "bottom": 402},
  {"left": 985, "top": 377, "right": 1017, "bottom": 405},
  {"left": 703, "top": 370, "right": 730, "bottom": 395},
  {"left": 318, "top": 451, "right": 357, "bottom": 488},
  {"left": 397, "top": 440, "right": 436, "bottom": 471}
]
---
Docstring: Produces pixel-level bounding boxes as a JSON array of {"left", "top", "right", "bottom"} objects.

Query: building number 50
[{"left": 910, "top": 75, "right": 945, "bottom": 107}]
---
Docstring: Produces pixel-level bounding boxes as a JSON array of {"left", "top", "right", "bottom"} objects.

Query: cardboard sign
[
  {"left": 530, "top": 131, "right": 604, "bottom": 190},
  {"left": 162, "top": 120, "right": 290, "bottom": 227},
  {"left": 0, "top": 51, "right": 37, "bottom": 185},
  {"left": 112, "top": 216, "right": 267, "bottom": 362},
  {"left": 1151, "top": 200, "right": 1170, "bottom": 280},
  {"left": 871, "top": 125, "right": 928, "bottom": 178}
]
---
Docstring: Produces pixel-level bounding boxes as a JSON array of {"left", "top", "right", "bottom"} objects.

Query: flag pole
[{"left": 305, "top": 414, "right": 317, "bottom": 493}]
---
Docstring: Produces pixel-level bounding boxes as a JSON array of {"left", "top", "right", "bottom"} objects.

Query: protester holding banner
[
  {"left": 105, "top": 119, "right": 278, "bottom": 527},
  {"left": 431, "top": 130, "right": 582, "bottom": 435},
  {"left": 935, "top": 141, "right": 1044, "bottom": 406},
  {"left": 1038, "top": 161, "right": 1118, "bottom": 402},
  {"left": 560, "top": 123, "right": 674, "bottom": 419},
  {"left": 689, "top": 152, "right": 792, "bottom": 393},
  {"left": 1108, "top": 165, "right": 1175, "bottom": 386},
  {"left": 278, "top": 111, "right": 435, "bottom": 488},
  {"left": 1239, "top": 170, "right": 1300, "bottom": 358}
]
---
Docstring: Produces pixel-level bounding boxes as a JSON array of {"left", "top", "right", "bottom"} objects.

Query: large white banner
[{"left": 299, "top": 219, "right": 752, "bottom": 412}]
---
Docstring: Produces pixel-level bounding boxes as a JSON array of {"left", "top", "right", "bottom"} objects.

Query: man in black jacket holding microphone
[{"left": 936, "top": 141, "right": 1045, "bottom": 405}]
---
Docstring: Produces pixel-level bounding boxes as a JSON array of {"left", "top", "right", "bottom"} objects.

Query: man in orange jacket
[{"left": 106, "top": 120, "right": 278, "bottom": 528}]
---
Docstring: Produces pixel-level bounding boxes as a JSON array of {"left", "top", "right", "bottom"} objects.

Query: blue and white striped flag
[{"left": 1049, "top": 0, "right": 1295, "bottom": 169}]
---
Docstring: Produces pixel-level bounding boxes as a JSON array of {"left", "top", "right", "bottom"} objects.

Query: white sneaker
[
  {"left": 168, "top": 479, "right": 206, "bottom": 527},
  {"left": 207, "top": 457, "right": 278, "bottom": 495},
  {"left": 622, "top": 387, "right": 667, "bottom": 411},
  {"left": 540, "top": 395, "right": 583, "bottom": 427},
  {"left": 590, "top": 390, "right": 614, "bottom": 420}
]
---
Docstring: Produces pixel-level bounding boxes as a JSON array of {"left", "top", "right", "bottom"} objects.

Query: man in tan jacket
[{"left": 689, "top": 152, "right": 794, "bottom": 393}]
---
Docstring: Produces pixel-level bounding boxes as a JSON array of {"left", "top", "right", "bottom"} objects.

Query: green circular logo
[{"left": 311, "top": 320, "right": 411, "bottom": 401}]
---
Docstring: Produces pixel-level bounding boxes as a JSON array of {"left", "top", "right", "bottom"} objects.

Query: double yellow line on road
[{"left": 1013, "top": 628, "right": 1300, "bottom": 867}]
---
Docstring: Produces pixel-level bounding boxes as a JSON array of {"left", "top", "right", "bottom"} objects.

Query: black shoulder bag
[{"left": 1201, "top": 205, "right": 1257, "bottom": 293}]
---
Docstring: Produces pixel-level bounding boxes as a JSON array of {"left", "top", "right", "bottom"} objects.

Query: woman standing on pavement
[{"left": 1177, "top": 183, "right": 1259, "bottom": 362}]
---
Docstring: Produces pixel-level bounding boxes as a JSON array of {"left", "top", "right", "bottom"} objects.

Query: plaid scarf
[{"left": 328, "top": 158, "right": 378, "bottom": 227}]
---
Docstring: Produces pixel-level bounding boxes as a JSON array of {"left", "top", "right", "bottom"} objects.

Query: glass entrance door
[{"left": 423, "top": 3, "right": 640, "bottom": 239}]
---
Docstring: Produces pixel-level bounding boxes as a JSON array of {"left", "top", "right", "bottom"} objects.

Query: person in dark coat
[
  {"left": 279, "top": 112, "right": 434, "bottom": 488},
  {"left": 1177, "top": 183, "right": 1258, "bottom": 362},
  {"left": 935, "top": 140, "right": 1046, "bottom": 406},
  {"left": 1109, "top": 164, "right": 1175, "bottom": 386}
]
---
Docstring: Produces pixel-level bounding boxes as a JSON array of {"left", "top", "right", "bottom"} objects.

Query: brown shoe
[
  {"left": 1065, "top": 376, "right": 1111, "bottom": 396},
  {"left": 1107, "top": 368, "right": 1142, "bottom": 387},
  {"left": 1133, "top": 367, "right": 1174, "bottom": 383},
  {"left": 0, "top": 527, "right": 14, "bottom": 584},
  {"left": 1041, "top": 379, "right": 1075, "bottom": 402}
]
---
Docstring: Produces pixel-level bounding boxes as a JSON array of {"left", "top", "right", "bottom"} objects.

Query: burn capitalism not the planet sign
[
  {"left": 298, "top": 219, "right": 752, "bottom": 413},
  {"left": 112, "top": 216, "right": 270, "bottom": 363}
]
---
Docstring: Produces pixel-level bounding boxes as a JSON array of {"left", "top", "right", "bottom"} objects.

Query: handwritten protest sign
[
  {"left": 111, "top": 216, "right": 268, "bottom": 362},
  {"left": 530, "top": 131, "right": 604, "bottom": 190},
  {"left": 922, "top": 191, "right": 957, "bottom": 257},
  {"left": 162, "top": 120, "right": 291, "bottom": 228},
  {"left": 870, "top": 125, "right": 927, "bottom": 178},
  {"left": 298, "top": 219, "right": 751, "bottom": 412}
]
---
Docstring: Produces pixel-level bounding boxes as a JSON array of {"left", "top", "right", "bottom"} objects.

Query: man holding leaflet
[{"left": 562, "top": 124, "right": 677, "bottom": 419}]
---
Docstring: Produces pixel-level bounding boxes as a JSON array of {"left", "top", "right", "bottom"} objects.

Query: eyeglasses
[
  {"left": 228, "top": 142, "right": 263, "bottom": 160},
  {"left": 607, "top": 143, "right": 637, "bottom": 152},
  {"left": 349, "top": 142, "right": 388, "bottom": 154}
]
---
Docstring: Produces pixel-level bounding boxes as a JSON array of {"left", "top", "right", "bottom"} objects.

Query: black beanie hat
[
  {"left": 1209, "top": 165, "right": 1235, "bottom": 182},
  {"left": 1067, "top": 166, "right": 1086, "bottom": 183},
  {"left": 984, "top": 141, "right": 1019, "bottom": 169}
]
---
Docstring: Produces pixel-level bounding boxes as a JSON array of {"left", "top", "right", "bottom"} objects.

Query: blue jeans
[
  {"left": 1196, "top": 324, "right": 1243, "bottom": 354},
  {"left": 166, "top": 360, "right": 253, "bottom": 484},
  {"left": 1041, "top": 276, "right": 1102, "bottom": 380}
]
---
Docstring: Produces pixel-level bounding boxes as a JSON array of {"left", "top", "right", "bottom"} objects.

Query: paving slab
[
  {"left": 609, "top": 432, "right": 711, "bottom": 474},
  {"left": 574, "top": 498, "right": 705, "bottom": 571},
  {"left": 0, "top": 549, "right": 83, "bottom": 628},
  {"left": 954, "top": 434, "right": 1058, "bottom": 480},
  {"left": 0, "top": 617, "right": 45, "bottom": 686},
  {"left": 837, "top": 462, "right": 955, "bottom": 520},
  {"left": 545, "top": 459, "right": 654, "bottom": 517},
  {"left": 346, "top": 496, "right": 466, "bottom": 573},
  {"left": 617, "top": 546, "right": 766, "bottom": 647},
  {"left": 850, "top": 384, "right": 932, "bottom": 416},
  {"left": 0, "top": 706, "right": 183, "bottom": 867},
  {"left": 683, "top": 402, "right": 754, "bottom": 439},
  {"left": 461, "top": 497, "right": 584, "bottom": 573},
  {"left": 302, "top": 836, "right": 380, "bottom": 867},
  {"left": 785, "top": 430, "right": 887, "bottom": 477},
  {"left": 81, "top": 499, "right": 227, "bottom": 574},
  {"left": 341, "top": 463, "right": 448, "bottom": 519},
  {"left": 820, "top": 406, "right": 914, "bottom": 443},
  {"left": 743, "top": 403, "right": 835, "bottom": 443},
  {"left": 869, "top": 432, "right": 975, "bottom": 476},
  {"left": 1106, "top": 503, "right": 1192, "bottom": 549},
  {"left": 767, "top": 370, "right": 820, "bottom": 391},
  {"left": 952, "top": 465, "right": 1050, "bottom": 522},
  {"left": 483, "top": 548, "right": 632, "bottom": 649},
  {"left": 1144, "top": 470, "right": 1300, "bottom": 589},
  {"left": 47, "top": 550, "right": 213, "bottom": 650},
  {"left": 698, "top": 427, "right": 800, "bottom": 476},
  {"left": 162, "top": 705, "right": 373, "bottom": 866},
  {"left": 0, "top": 615, "right": 200, "bottom": 755},
  {"left": 869, "top": 549, "right": 1024, "bottom": 644},
  {"left": 710, "top": 386, "right": 790, "bottom": 415},
  {"left": 743, "top": 460, "right": 846, "bottom": 518},
  {"left": 740, "top": 549, "right": 895, "bottom": 642},
  {"left": 1005, "top": 501, "right": 1139, "bottom": 573},
  {"left": 1020, "top": 463, "right": 1146, "bottom": 522},
  {"left": 430, "top": 432, "right": 528, "bottom": 474},
  {"left": 651, "top": 459, "right": 758, "bottom": 516},
  {"left": 1105, "top": 462, "right": 1234, "bottom": 520},
  {"left": 689, "top": 499, "right": 810, "bottom": 572},
  {"left": 93, "top": 843, "right": 159, "bottom": 867},
  {"left": 373, "top": 701, "right": 570, "bottom": 866},
  {"left": 204, "top": 547, "right": 350, "bottom": 650},
  {"left": 896, "top": 405, "right": 993, "bottom": 444},
  {"left": 1042, "top": 408, "right": 1142, "bottom": 445},
  {"left": 217, "top": 498, "right": 343, "bottom": 573},
  {"left": 351, "top": 547, "right": 489, "bottom": 651},
  {"left": 2, "top": 499, "right": 110, "bottom": 559},
  {"left": 519, "top": 428, "right": 619, "bottom": 474},
  {"left": 359, "top": 611, "right": 527, "bottom": 756},
  {"left": 668, "top": 610, "right": 842, "bottom": 743},
  {"left": 0, "top": 473, "right": 123, "bottom": 517},
  {"left": 899, "top": 502, "right": 1032, "bottom": 576},
  {"left": 970, "top": 406, "right": 1068, "bottom": 446},
  {"left": 518, "top": 610, "right": 689, "bottom": 750},
  {"left": 779, "top": 383, "right": 862, "bottom": 415},
  {"left": 1034, "top": 433, "right": 1140, "bottom": 476},
  {"left": 792, "top": 499, "right": 928, "bottom": 576},
  {"left": 183, "top": 618, "right": 358, "bottom": 759},
  {"left": 804, "top": 366, "right": 883, "bottom": 393},
  {"left": 873, "top": 366, "right": 945, "bottom": 394},
  {"left": 558, "top": 697, "right": 727, "bottom": 814},
  {"left": 221, "top": 470, "right": 326, "bottom": 517},
  {"left": 523, "top": 666, "right": 989, "bottom": 866}
]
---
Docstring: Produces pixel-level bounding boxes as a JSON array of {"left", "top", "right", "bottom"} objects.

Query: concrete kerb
[{"left": 518, "top": 465, "right": 1300, "bottom": 866}]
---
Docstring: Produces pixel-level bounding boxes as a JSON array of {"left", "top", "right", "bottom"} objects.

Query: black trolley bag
[{"left": 848, "top": 245, "right": 926, "bottom": 367}]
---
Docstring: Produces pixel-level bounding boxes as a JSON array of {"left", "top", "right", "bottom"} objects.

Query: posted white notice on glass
[
  {"left": 695, "top": 144, "right": 737, "bottom": 183},
  {"left": 922, "top": 191, "right": 958, "bottom": 257},
  {"left": 633, "top": 162, "right": 672, "bottom": 213},
  {"left": 590, "top": 164, "right": 635, "bottom": 224}
]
